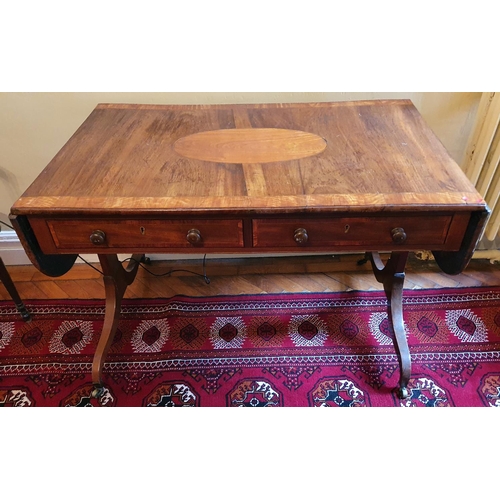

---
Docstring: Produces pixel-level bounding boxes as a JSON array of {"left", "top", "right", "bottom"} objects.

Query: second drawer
[{"left": 252, "top": 216, "right": 453, "bottom": 248}]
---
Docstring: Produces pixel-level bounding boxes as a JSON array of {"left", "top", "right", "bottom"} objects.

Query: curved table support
[
  {"left": 366, "top": 251, "right": 411, "bottom": 399},
  {"left": 91, "top": 253, "right": 143, "bottom": 398}
]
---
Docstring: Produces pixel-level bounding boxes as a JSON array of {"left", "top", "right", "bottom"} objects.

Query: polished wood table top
[
  {"left": 10, "top": 100, "right": 490, "bottom": 400},
  {"left": 11, "top": 101, "right": 488, "bottom": 264},
  {"left": 13, "top": 100, "right": 484, "bottom": 213}
]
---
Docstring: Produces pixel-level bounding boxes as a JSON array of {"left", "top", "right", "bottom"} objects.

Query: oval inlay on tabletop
[{"left": 173, "top": 128, "right": 327, "bottom": 164}]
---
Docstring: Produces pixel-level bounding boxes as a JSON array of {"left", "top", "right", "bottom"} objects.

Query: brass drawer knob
[
  {"left": 294, "top": 227, "right": 308, "bottom": 244},
  {"left": 90, "top": 230, "right": 106, "bottom": 245},
  {"left": 391, "top": 227, "right": 407, "bottom": 243},
  {"left": 186, "top": 228, "right": 202, "bottom": 245}
]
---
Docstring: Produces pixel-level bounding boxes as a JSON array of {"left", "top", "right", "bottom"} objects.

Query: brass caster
[
  {"left": 19, "top": 308, "right": 31, "bottom": 322},
  {"left": 91, "top": 385, "right": 105, "bottom": 399},
  {"left": 397, "top": 386, "right": 411, "bottom": 399}
]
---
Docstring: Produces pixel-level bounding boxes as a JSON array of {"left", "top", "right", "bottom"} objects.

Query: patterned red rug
[{"left": 1, "top": 286, "right": 500, "bottom": 407}]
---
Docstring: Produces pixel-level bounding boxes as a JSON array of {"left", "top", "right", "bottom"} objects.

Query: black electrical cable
[
  {"left": 0, "top": 219, "right": 15, "bottom": 230},
  {"left": 77, "top": 256, "right": 105, "bottom": 275},
  {"left": 77, "top": 254, "right": 211, "bottom": 284}
]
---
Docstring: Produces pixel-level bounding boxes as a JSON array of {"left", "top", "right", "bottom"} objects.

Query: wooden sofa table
[{"left": 10, "top": 100, "right": 489, "bottom": 399}]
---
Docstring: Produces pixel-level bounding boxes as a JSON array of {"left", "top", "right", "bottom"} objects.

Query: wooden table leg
[
  {"left": 91, "top": 253, "right": 143, "bottom": 398},
  {"left": 0, "top": 256, "right": 31, "bottom": 321},
  {"left": 367, "top": 251, "right": 411, "bottom": 399}
]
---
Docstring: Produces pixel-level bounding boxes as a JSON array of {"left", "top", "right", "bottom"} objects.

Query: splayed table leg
[
  {"left": 91, "top": 254, "right": 143, "bottom": 399},
  {"left": 0, "top": 256, "right": 31, "bottom": 321},
  {"left": 367, "top": 251, "right": 411, "bottom": 399}
]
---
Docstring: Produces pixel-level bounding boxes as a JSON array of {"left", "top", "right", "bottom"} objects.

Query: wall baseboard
[{"left": 0, "top": 230, "right": 32, "bottom": 265}]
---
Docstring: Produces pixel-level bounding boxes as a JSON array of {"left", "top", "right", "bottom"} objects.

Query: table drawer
[
  {"left": 252, "top": 216, "right": 454, "bottom": 248},
  {"left": 46, "top": 219, "right": 244, "bottom": 250}
]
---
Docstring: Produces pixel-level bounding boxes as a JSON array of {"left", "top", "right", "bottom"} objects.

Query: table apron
[{"left": 25, "top": 212, "right": 471, "bottom": 255}]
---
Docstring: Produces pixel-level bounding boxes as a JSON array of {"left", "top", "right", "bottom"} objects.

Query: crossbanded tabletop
[{"left": 12, "top": 100, "right": 485, "bottom": 217}]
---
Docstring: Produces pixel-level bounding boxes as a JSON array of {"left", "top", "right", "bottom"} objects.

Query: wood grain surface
[
  {"left": 9, "top": 100, "right": 489, "bottom": 277},
  {"left": 11, "top": 100, "right": 486, "bottom": 215},
  {"left": 174, "top": 128, "right": 327, "bottom": 164},
  {"left": 3, "top": 255, "right": 500, "bottom": 301}
]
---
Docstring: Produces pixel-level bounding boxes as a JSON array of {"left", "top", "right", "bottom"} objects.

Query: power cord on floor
[{"left": 77, "top": 254, "right": 211, "bottom": 284}]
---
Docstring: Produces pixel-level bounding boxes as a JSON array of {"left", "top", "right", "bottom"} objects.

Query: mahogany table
[{"left": 10, "top": 100, "right": 490, "bottom": 399}]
